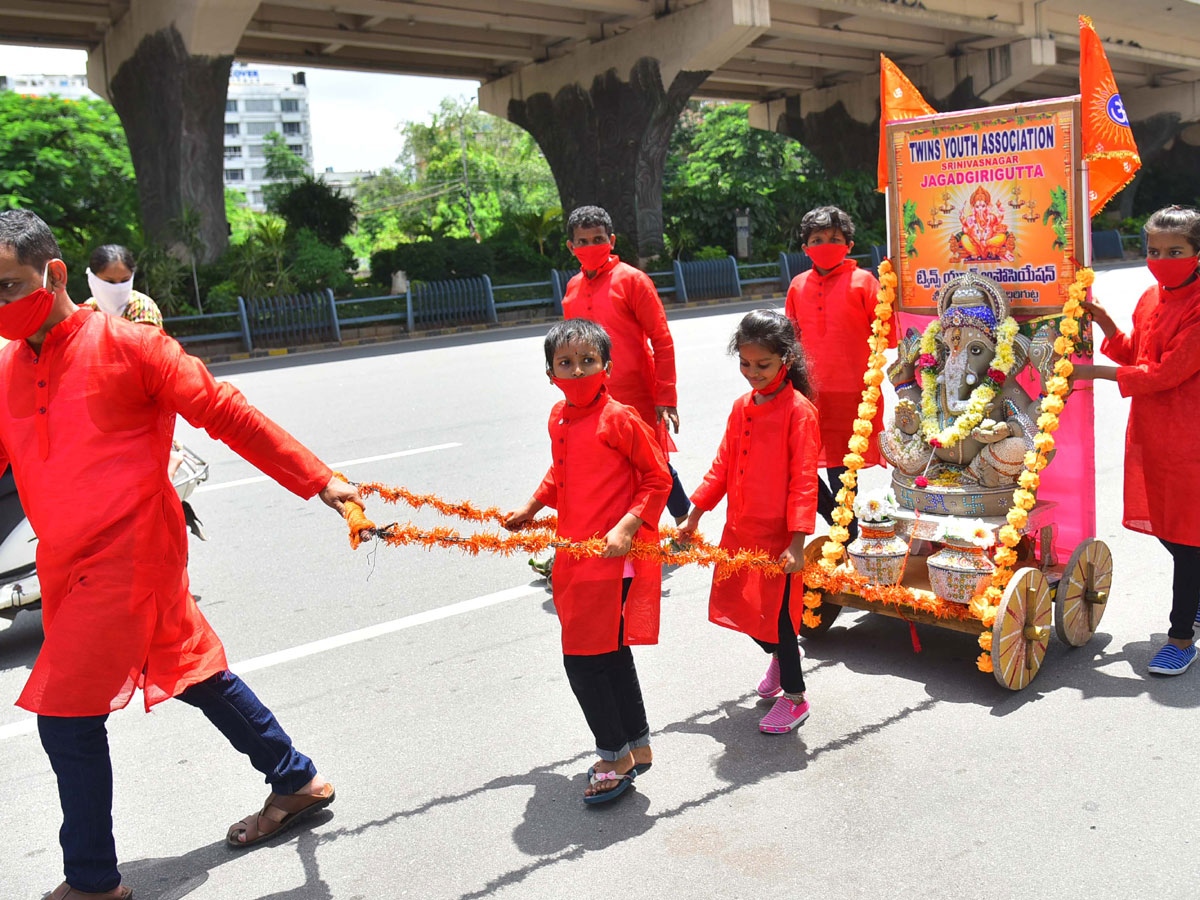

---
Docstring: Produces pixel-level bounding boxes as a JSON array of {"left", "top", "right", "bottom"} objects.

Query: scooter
[{"left": 0, "top": 445, "right": 210, "bottom": 626}]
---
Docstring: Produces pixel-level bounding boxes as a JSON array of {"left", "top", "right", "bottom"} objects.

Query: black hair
[
  {"left": 566, "top": 205, "right": 613, "bottom": 242},
  {"left": 1144, "top": 205, "right": 1200, "bottom": 254},
  {"left": 729, "top": 309, "right": 814, "bottom": 398},
  {"left": 0, "top": 209, "right": 61, "bottom": 271},
  {"left": 89, "top": 243, "right": 136, "bottom": 274},
  {"left": 800, "top": 206, "right": 855, "bottom": 245},
  {"left": 544, "top": 318, "right": 613, "bottom": 369}
]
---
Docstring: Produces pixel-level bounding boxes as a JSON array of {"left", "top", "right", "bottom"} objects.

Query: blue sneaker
[{"left": 1148, "top": 643, "right": 1198, "bottom": 675}]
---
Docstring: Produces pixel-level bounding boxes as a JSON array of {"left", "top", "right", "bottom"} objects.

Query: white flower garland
[{"left": 918, "top": 317, "right": 1019, "bottom": 448}]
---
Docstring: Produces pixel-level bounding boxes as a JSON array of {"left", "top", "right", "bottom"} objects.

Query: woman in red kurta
[
  {"left": 682, "top": 310, "right": 820, "bottom": 734},
  {"left": 506, "top": 318, "right": 670, "bottom": 804},
  {"left": 0, "top": 210, "right": 361, "bottom": 899},
  {"left": 784, "top": 207, "right": 894, "bottom": 539},
  {"left": 1077, "top": 206, "right": 1200, "bottom": 676}
]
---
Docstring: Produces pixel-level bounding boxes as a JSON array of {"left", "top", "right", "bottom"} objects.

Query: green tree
[
  {"left": 510, "top": 206, "right": 562, "bottom": 255},
  {"left": 0, "top": 92, "right": 140, "bottom": 297},
  {"left": 262, "top": 131, "right": 309, "bottom": 210},
  {"left": 273, "top": 176, "right": 357, "bottom": 246}
]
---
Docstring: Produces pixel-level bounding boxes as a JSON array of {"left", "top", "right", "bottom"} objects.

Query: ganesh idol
[
  {"left": 951, "top": 186, "right": 1016, "bottom": 262},
  {"left": 880, "top": 273, "right": 1057, "bottom": 517}
]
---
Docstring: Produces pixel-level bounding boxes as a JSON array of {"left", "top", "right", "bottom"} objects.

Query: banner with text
[{"left": 887, "top": 98, "right": 1082, "bottom": 314}]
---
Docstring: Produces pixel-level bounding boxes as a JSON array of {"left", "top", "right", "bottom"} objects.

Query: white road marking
[
  {"left": 195, "top": 443, "right": 463, "bottom": 492},
  {"left": 0, "top": 581, "right": 541, "bottom": 742}
]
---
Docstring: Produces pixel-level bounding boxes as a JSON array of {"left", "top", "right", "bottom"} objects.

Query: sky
[{"left": 0, "top": 44, "right": 473, "bottom": 173}]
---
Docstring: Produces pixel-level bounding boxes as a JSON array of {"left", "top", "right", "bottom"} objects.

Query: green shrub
[
  {"left": 694, "top": 245, "right": 730, "bottom": 261},
  {"left": 289, "top": 229, "right": 353, "bottom": 292}
]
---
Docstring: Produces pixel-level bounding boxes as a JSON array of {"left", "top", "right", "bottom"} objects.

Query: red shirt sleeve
[
  {"left": 139, "top": 329, "right": 332, "bottom": 499},
  {"left": 625, "top": 271, "right": 678, "bottom": 408},
  {"left": 784, "top": 276, "right": 803, "bottom": 331},
  {"left": 786, "top": 398, "right": 821, "bottom": 534},
  {"left": 691, "top": 402, "right": 738, "bottom": 511},
  {"left": 599, "top": 405, "right": 671, "bottom": 523},
  {"left": 534, "top": 466, "right": 558, "bottom": 509},
  {"left": 1101, "top": 330, "right": 1137, "bottom": 366},
  {"left": 1115, "top": 309, "right": 1200, "bottom": 397}
]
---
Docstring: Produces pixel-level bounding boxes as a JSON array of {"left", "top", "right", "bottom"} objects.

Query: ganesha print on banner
[{"left": 886, "top": 97, "right": 1084, "bottom": 314}]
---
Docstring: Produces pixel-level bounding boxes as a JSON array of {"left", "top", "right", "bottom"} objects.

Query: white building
[
  {"left": 224, "top": 64, "right": 313, "bottom": 211},
  {"left": 0, "top": 72, "right": 95, "bottom": 101}
]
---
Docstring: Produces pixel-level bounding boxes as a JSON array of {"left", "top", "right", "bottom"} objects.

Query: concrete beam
[
  {"left": 0, "top": 1, "right": 110, "bottom": 24},
  {"left": 479, "top": 0, "right": 770, "bottom": 116},
  {"left": 243, "top": 20, "right": 539, "bottom": 62},
  {"left": 86, "top": 0, "right": 258, "bottom": 100},
  {"left": 278, "top": 0, "right": 592, "bottom": 40}
]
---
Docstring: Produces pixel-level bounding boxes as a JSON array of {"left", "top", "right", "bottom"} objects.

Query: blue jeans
[{"left": 37, "top": 669, "right": 316, "bottom": 893}]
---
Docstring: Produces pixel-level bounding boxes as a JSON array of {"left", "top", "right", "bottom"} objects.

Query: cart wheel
[
  {"left": 799, "top": 536, "right": 842, "bottom": 637},
  {"left": 992, "top": 567, "right": 1052, "bottom": 691},
  {"left": 1054, "top": 538, "right": 1112, "bottom": 647}
]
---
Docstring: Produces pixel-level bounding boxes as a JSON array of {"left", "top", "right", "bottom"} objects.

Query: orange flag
[
  {"left": 878, "top": 54, "right": 936, "bottom": 193},
  {"left": 1079, "top": 15, "right": 1141, "bottom": 216}
]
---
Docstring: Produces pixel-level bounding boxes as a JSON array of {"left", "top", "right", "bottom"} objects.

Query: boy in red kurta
[
  {"left": 0, "top": 211, "right": 363, "bottom": 900},
  {"left": 1076, "top": 206, "right": 1200, "bottom": 675},
  {"left": 682, "top": 310, "right": 821, "bottom": 734},
  {"left": 784, "top": 207, "right": 894, "bottom": 540},
  {"left": 560, "top": 205, "right": 691, "bottom": 523},
  {"left": 505, "top": 319, "right": 670, "bottom": 804}
]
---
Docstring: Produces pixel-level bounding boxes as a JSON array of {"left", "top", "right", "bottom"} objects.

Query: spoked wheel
[
  {"left": 992, "top": 567, "right": 1053, "bottom": 691},
  {"left": 1054, "top": 539, "right": 1113, "bottom": 647},
  {"left": 799, "top": 536, "right": 842, "bottom": 637}
]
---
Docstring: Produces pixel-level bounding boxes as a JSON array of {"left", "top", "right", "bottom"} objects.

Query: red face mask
[
  {"left": 572, "top": 242, "right": 612, "bottom": 271},
  {"left": 552, "top": 369, "right": 608, "bottom": 407},
  {"left": 1147, "top": 256, "right": 1199, "bottom": 290},
  {"left": 0, "top": 265, "right": 55, "bottom": 341},
  {"left": 805, "top": 242, "right": 850, "bottom": 271},
  {"left": 755, "top": 362, "right": 791, "bottom": 396}
]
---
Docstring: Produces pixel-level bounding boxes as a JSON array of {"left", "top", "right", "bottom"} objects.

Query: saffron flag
[
  {"left": 878, "top": 54, "right": 936, "bottom": 193},
  {"left": 1079, "top": 15, "right": 1141, "bottom": 216}
]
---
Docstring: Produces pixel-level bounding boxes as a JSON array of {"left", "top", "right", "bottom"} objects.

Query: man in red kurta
[
  {"left": 560, "top": 205, "right": 691, "bottom": 524},
  {"left": 784, "top": 206, "right": 895, "bottom": 539},
  {"left": 0, "top": 211, "right": 363, "bottom": 899},
  {"left": 1077, "top": 213, "right": 1200, "bottom": 675},
  {"left": 506, "top": 319, "right": 670, "bottom": 804}
]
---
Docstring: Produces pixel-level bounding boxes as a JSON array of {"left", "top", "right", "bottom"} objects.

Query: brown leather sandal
[
  {"left": 226, "top": 783, "right": 336, "bottom": 849},
  {"left": 46, "top": 882, "right": 132, "bottom": 899}
]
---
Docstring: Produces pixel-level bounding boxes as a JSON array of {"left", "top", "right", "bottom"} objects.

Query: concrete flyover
[{"left": 5, "top": 1, "right": 1200, "bottom": 258}]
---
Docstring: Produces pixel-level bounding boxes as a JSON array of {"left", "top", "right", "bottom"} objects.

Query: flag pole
[{"left": 1081, "top": 160, "right": 1093, "bottom": 268}]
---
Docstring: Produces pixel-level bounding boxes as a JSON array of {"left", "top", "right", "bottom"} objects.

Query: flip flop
[
  {"left": 227, "top": 784, "right": 336, "bottom": 848},
  {"left": 633, "top": 761, "right": 652, "bottom": 776},
  {"left": 583, "top": 766, "right": 636, "bottom": 805}
]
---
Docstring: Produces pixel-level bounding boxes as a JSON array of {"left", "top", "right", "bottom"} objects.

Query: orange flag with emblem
[
  {"left": 1079, "top": 15, "right": 1141, "bottom": 216},
  {"left": 878, "top": 54, "right": 936, "bottom": 193}
]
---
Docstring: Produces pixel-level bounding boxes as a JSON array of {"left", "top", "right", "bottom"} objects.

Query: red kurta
[
  {"left": 534, "top": 388, "right": 671, "bottom": 655},
  {"left": 690, "top": 387, "right": 821, "bottom": 642},
  {"left": 1, "top": 309, "right": 332, "bottom": 716},
  {"left": 1100, "top": 279, "right": 1200, "bottom": 546},
  {"left": 784, "top": 260, "right": 892, "bottom": 467},
  {"left": 562, "top": 256, "right": 678, "bottom": 452}
]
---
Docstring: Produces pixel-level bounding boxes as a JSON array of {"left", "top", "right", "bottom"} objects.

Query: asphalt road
[{"left": 2, "top": 265, "right": 1197, "bottom": 900}]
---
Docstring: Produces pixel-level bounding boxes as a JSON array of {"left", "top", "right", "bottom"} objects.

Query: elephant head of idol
[{"left": 934, "top": 273, "right": 1027, "bottom": 413}]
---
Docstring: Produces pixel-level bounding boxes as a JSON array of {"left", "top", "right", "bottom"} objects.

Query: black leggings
[
  {"left": 752, "top": 577, "right": 806, "bottom": 695},
  {"left": 1162, "top": 539, "right": 1200, "bottom": 641},
  {"left": 816, "top": 466, "right": 857, "bottom": 539},
  {"left": 562, "top": 579, "right": 650, "bottom": 759}
]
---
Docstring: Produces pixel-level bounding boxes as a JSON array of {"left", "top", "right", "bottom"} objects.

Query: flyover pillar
[
  {"left": 480, "top": 0, "right": 769, "bottom": 260},
  {"left": 86, "top": 0, "right": 258, "bottom": 262}
]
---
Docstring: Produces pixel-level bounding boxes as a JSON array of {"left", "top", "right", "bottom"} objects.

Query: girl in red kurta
[
  {"left": 784, "top": 207, "right": 894, "bottom": 541},
  {"left": 0, "top": 211, "right": 362, "bottom": 900},
  {"left": 505, "top": 319, "right": 671, "bottom": 804},
  {"left": 681, "top": 310, "right": 821, "bottom": 734},
  {"left": 1077, "top": 206, "right": 1200, "bottom": 676}
]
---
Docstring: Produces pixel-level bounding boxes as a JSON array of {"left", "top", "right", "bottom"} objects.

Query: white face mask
[{"left": 86, "top": 267, "right": 134, "bottom": 316}]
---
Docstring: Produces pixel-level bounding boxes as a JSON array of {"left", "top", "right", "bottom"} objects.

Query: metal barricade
[
  {"left": 239, "top": 289, "right": 340, "bottom": 351},
  {"left": 406, "top": 275, "right": 498, "bottom": 332},
  {"left": 778, "top": 251, "right": 811, "bottom": 291},
  {"left": 1091, "top": 229, "right": 1124, "bottom": 261},
  {"left": 673, "top": 256, "right": 742, "bottom": 303}
]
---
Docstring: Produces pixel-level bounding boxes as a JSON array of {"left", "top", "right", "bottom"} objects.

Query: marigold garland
[
  {"left": 972, "top": 266, "right": 1094, "bottom": 673},
  {"left": 819, "top": 259, "right": 898, "bottom": 571}
]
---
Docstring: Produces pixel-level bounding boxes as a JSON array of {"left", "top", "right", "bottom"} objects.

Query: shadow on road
[{"left": 0, "top": 607, "right": 43, "bottom": 672}]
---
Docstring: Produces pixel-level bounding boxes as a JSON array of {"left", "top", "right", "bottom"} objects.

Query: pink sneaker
[
  {"left": 757, "top": 657, "right": 781, "bottom": 698},
  {"left": 759, "top": 696, "right": 810, "bottom": 734}
]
